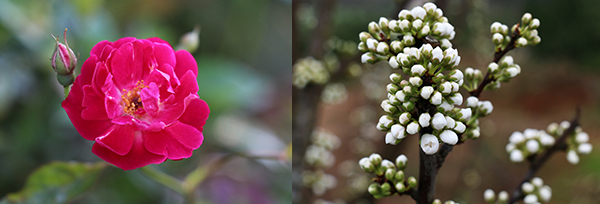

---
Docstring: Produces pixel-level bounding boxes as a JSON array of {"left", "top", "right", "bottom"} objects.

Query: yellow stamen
[{"left": 121, "top": 80, "right": 148, "bottom": 116}]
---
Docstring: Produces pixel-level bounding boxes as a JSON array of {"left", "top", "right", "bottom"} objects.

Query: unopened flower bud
[
  {"left": 430, "top": 91, "right": 443, "bottom": 105},
  {"left": 407, "top": 121, "right": 420, "bottom": 135},
  {"left": 398, "top": 10, "right": 411, "bottom": 20},
  {"left": 454, "top": 122, "right": 466, "bottom": 133},
  {"left": 523, "top": 194, "right": 538, "bottom": 204},
  {"left": 51, "top": 29, "right": 78, "bottom": 87},
  {"left": 576, "top": 132, "right": 589, "bottom": 143},
  {"left": 391, "top": 124, "right": 406, "bottom": 139},
  {"left": 370, "top": 153, "right": 383, "bottom": 166},
  {"left": 522, "top": 13, "right": 532, "bottom": 25},
  {"left": 492, "top": 33, "right": 504, "bottom": 45},
  {"left": 411, "top": 7, "right": 426, "bottom": 20},
  {"left": 407, "top": 176, "right": 417, "bottom": 188},
  {"left": 539, "top": 185, "right": 552, "bottom": 202},
  {"left": 522, "top": 182, "right": 535, "bottom": 194},
  {"left": 526, "top": 139, "right": 540, "bottom": 153},
  {"left": 510, "top": 149, "right": 524, "bottom": 162},
  {"left": 432, "top": 113, "right": 447, "bottom": 130},
  {"left": 516, "top": 37, "right": 528, "bottom": 47},
  {"left": 432, "top": 199, "right": 442, "bottom": 204},
  {"left": 484, "top": 189, "right": 495, "bottom": 203},
  {"left": 440, "top": 130, "right": 458, "bottom": 145},
  {"left": 578, "top": 143, "right": 592, "bottom": 154},
  {"left": 395, "top": 170, "right": 405, "bottom": 181},
  {"left": 377, "top": 42, "right": 390, "bottom": 54},
  {"left": 421, "top": 86, "right": 434, "bottom": 99},
  {"left": 567, "top": 150, "right": 579, "bottom": 164},
  {"left": 399, "top": 112, "right": 411, "bottom": 125},
  {"left": 368, "top": 183, "right": 380, "bottom": 195},
  {"left": 403, "top": 34, "right": 415, "bottom": 47},
  {"left": 395, "top": 182, "right": 406, "bottom": 192},
  {"left": 396, "top": 154, "right": 408, "bottom": 169},
  {"left": 530, "top": 18, "right": 540, "bottom": 29},
  {"left": 176, "top": 25, "right": 200, "bottom": 53},
  {"left": 411, "top": 64, "right": 426, "bottom": 76}
]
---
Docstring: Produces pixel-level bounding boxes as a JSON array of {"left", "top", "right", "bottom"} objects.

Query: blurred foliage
[
  {"left": 0, "top": 0, "right": 291, "bottom": 203},
  {"left": 0, "top": 161, "right": 107, "bottom": 204}
]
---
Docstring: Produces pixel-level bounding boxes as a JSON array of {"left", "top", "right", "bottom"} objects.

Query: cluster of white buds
[
  {"left": 460, "top": 96, "right": 495, "bottom": 140},
  {"left": 303, "top": 128, "right": 341, "bottom": 195},
  {"left": 302, "top": 170, "right": 337, "bottom": 196},
  {"left": 462, "top": 56, "right": 521, "bottom": 93},
  {"left": 505, "top": 129, "right": 555, "bottom": 163},
  {"left": 305, "top": 128, "right": 341, "bottom": 168},
  {"left": 293, "top": 57, "right": 330, "bottom": 88},
  {"left": 546, "top": 121, "right": 593, "bottom": 164},
  {"left": 359, "top": 154, "right": 417, "bottom": 199},
  {"left": 358, "top": 2, "right": 456, "bottom": 65},
  {"left": 432, "top": 199, "right": 459, "bottom": 204},
  {"left": 483, "top": 189, "right": 509, "bottom": 204},
  {"left": 521, "top": 177, "right": 552, "bottom": 203},
  {"left": 491, "top": 13, "right": 540, "bottom": 51},
  {"left": 321, "top": 83, "right": 348, "bottom": 104}
]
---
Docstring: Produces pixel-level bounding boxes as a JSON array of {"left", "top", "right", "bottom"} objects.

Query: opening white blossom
[
  {"left": 385, "top": 132, "right": 397, "bottom": 144},
  {"left": 407, "top": 121, "right": 420, "bottom": 135},
  {"left": 411, "top": 6, "right": 426, "bottom": 19},
  {"left": 391, "top": 124, "right": 406, "bottom": 139},
  {"left": 440, "top": 130, "right": 458, "bottom": 145},
  {"left": 420, "top": 134, "right": 440, "bottom": 155},
  {"left": 454, "top": 122, "right": 466, "bottom": 133}
]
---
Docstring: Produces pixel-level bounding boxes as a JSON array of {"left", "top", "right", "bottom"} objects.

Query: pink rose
[{"left": 62, "top": 37, "right": 209, "bottom": 170}]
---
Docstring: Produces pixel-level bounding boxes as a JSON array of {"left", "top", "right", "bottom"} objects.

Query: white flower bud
[
  {"left": 517, "top": 37, "right": 528, "bottom": 47},
  {"left": 370, "top": 153, "right": 382, "bottom": 166},
  {"left": 578, "top": 143, "right": 592, "bottom": 154},
  {"left": 500, "top": 24, "right": 509, "bottom": 35},
  {"left": 420, "top": 134, "right": 440, "bottom": 155},
  {"left": 403, "top": 86, "right": 411, "bottom": 95},
  {"left": 390, "top": 73, "right": 401, "bottom": 83},
  {"left": 359, "top": 157, "right": 374, "bottom": 171},
  {"left": 403, "top": 34, "right": 415, "bottom": 46},
  {"left": 522, "top": 182, "right": 535, "bottom": 194},
  {"left": 432, "top": 113, "right": 447, "bottom": 130},
  {"left": 411, "top": 6, "right": 426, "bottom": 19},
  {"left": 466, "top": 96, "right": 479, "bottom": 108},
  {"left": 440, "top": 81, "right": 452, "bottom": 94},
  {"left": 506, "top": 67, "right": 520, "bottom": 78},
  {"left": 389, "top": 57, "right": 400, "bottom": 69},
  {"left": 395, "top": 90, "right": 407, "bottom": 102},
  {"left": 450, "top": 70, "right": 463, "bottom": 81},
  {"left": 386, "top": 132, "right": 397, "bottom": 144},
  {"left": 421, "top": 86, "right": 434, "bottom": 99},
  {"left": 440, "top": 130, "right": 458, "bottom": 145},
  {"left": 382, "top": 159, "right": 395, "bottom": 170},
  {"left": 479, "top": 101, "right": 494, "bottom": 115},
  {"left": 366, "top": 38, "right": 378, "bottom": 50},
  {"left": 559, "top": 120, "right": 570, "bottom": 131},
  {"left": 465, "top": 67, "right": 474, "bottom": 76},
  {"left": 459, "top": 108, "right": 472, "bottom": 120},
  {"left": 567, "top": 150, "right": 579, "bottom": 164},
  {"left": 509, "top": 131, "right": 526, "bottom": 144},
  {"left": 530, "top": 18, "right": 540, "bottom": 29},
  {"left": 379, "top": 17, "right": 389, "bottom": 28},
  {"left": 407, "top": 121, "right": 420, "bottom": 135},
  {"left": 398, "top": 9, "right": 411, "bottom": 19},
  {"left": 445, "top": 116, "right": 456, "bottom": 129},
  {"left": 498, "top": 191, "right": 509, "bottom": 202},
  {"left": 399, "top": 112, "right": 411, "bottom": 125},
  {"left": 408, "top": 47, "right": 420, "bottom": 60},
  {"left": 430, "top": 91, "right": 443, "bottom": 105},
  {"left": 510, "top": 149, "right": 524, "bottom": 162},
  {"left": 523, "top": 129, "right": 539, "bottom": 139},
  {"left": 361, "top": 52, "right": 375, "bottom": 63},
  {"left": 377, "top": 42, "right": 390, "bottom": 54},
  {"left": 432, "top": 47, "right": 443, "bottom": 63},
  {"left": 531, "top": 177, "right": 543, "bottom": 187},
  {"left": 391, "top": 124, "right": 406, "bottom": 139},
  {"left": 443, "top": 48, "right": 457, "bottom": 63},
  {"left": 488, "top": 62, "right": 499, "bottom": 74},
  {"left": 454, "top": 122, "right": 466, "bottom": 133},
  {"left": 435, "top": 8, "right": 443, "bottom": 18},
  {"left": 388, "top": 20, "right": 399, "bottom": 32},
  {"left": 378, "top": 115, "right": 393, "bottom": 130},
  {"left": 396, "top": 154, "right": 408, "bottom": 169},
  {"left": 501, "top": 56, "right": 514, "bottom": 67},
  {"left": 397, "top": 53, "right": 410, "bottom": 66},
  {"left": 506, "top": 143, "right": 516, "bottom": 153},
  {"left": 523, "top": 194, "right": 538, "bottom": 204},
  {"left": 539, "top": 133, "right": 555, "bottom": 147},
  {"left": 522, "top": 13, "right": 532, "bottom": 24},
  {"left": 484, "top": 189, "right": 495, "bottom": 203},
  {"left": 423, "top": 2, "right": 437, "bottom": 13},
  {"left": 438, "top": 101, "right": 453, "bottom": 112},
  {"left": 390, "top": 41, "right": 403, "bottom": 53},
  {"left": 420, "top": 25, "right": 430, "bottom": 37},
  {"left": 526, "top": 139, "right": 540, "bottom": 153},
  {"left": 399, "top": 19, "right": 411, "bottom": 31},
  {"left": 412, "top": 19, "right": 423, "bottom": 30},
  {"left": 450, "top": 82, "right": 459, "bottom": 92},
  {"left": 539, "top": 185, "right": 552, "bottom": 202},
  {"left": 409, "top": 76, "right": 423, "bottom": 87},
  {"left": 381, "top": 100, "right": 395, "bottom": 113},
  {"left": 419, "top": 113, "right": 431, "bottom": 127},
  {"left": 490, "top": 22, "right": 502, "bottom": 33},
  {"left": 420, "top": 43, "right": 433, "bottom": 55},
  {"left": 492, "top": 33, "right": 503, "bottom": 45},
  {"left": 449, "top": 93, "right": 463, "bottom": 105},
  {"left": 411, "top": 64, "right": 426, "bottom": 76},
  {"left": 576, "top": 132, "right": 589, "bottom": 143}
]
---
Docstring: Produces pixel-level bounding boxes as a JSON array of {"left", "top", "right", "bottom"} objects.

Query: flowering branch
[{"left": 508, "top": 108, "right": 581, "bottom": 204}]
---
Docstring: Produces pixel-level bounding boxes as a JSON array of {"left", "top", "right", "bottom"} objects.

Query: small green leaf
[{"left": 1, "top": 161, "right": 107, "bottom": 204}]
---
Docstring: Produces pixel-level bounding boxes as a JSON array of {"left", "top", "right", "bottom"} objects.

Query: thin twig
[{"left": 508, "top": 108, "right": 581, "bottom": 204}]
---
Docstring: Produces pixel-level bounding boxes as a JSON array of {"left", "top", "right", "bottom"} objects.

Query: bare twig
[{"left": 508, "top": 108, "right": 581, "bottom": 204}]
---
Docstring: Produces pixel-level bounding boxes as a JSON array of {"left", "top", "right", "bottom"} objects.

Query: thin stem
[
  {"left": 508, "top": 108, "right": 581, "bottom": 204},
  {"left": 139, "top": 165, "right": 185, "bottom": 195},
  {"left": 64, "top": 85, "right": 71, "bottom": 98}
]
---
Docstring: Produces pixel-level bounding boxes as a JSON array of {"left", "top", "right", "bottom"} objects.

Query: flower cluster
[
  {"left": 359, "top": 153, "right": 417, "bottom": 199},
  {"left": 463, "top": 56, "right": 521, "bottom": 92},
  {"left": 547, "top": 121, "right": 593, "bottom": 164},
  {"left": 521, "top": 177, "right": 552, "bottom": 203},
  {"left": 483, "top": 189, "right": 509, "bottom": 204},
  {"left": 293, "top": 57, "right": 329, "bottom": 88},
  {"left": 491, "top": 13, "right": 541, "bottom": 51},
  {"left": 505, "top": 128, "right": 555, "bottom": 162},
  {"left": 303, "top": 128, "right": 341, "bottom": 195},
  {"left": 321, "top": 83, "right": 348, "bottom": 104},
  {"left": 358, "top": 2, "right": 456, "bottom": 64}
]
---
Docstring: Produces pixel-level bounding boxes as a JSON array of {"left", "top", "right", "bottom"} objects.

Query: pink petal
[
  {"left": 143, "top": 122, "right": 201, "bottom": 160},
  {"left": 110, "top": 37, "right": 136, "bottom": 49},
  {"left": 145, "top": 68, "right": 174, "bottom": 102},
  {"left": 62, "top": 78, "right": 113, "bottom": 140},
  {"left": 178, "top": 98, "right": 209, "bottom": 132},
  {"left": 81, "top": 85, "right": 109, "bottom": 120},
  {"left": 109, "top": 41, "right": 144, "bottom": 89},
  {"left": 155, "top": 94, "right": 197, "bottom": 126},
  {"left": 90, "top": 40, "right": 111, "bottom": 58},
  {"left": 91, "top": 62, "right": 110, "bottom": 92},
  {"left": 94, "top": 124, "right": 135, "bottom": 156},
  {"left": 174, "top": 70, "right": 199, "bottom": 102},
  {"left": 101, "top": 74, "right": 123, "bottom": 119},
  {"left": 152, "top": 42, "right": 177, "bottom": 69},
  {"left": 141, "top": 82, "right": 160, "bottom": 116},
  {"left": 146, "top": 37, "right": 171, "bottom": 47},
  {"left": 174, "top": 50, "right": 198, "bottom": 79},
  {"left": 77, "top": 55, "right": 98, "bottom": 87},
  {"left": 98, "top": 45, "right": 114, "bottom": 62},
  {"left": 92, "top": 132, "right": 166, "bottom": 170}
]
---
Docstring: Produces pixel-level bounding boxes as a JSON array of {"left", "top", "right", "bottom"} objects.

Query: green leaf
[{"left": 1, "top": 161, "right": 107, "bottom": 204}]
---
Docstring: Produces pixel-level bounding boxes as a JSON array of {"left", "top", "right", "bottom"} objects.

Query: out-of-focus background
[
  {"left": 0, "top": 0, "right": 292, "bottom": 203},
  {"left": 294, "top": 0, "right": 600, "bottom": 203}
]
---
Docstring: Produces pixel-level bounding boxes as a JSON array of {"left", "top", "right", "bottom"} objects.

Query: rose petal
[
  {"left": 110, "top": 41, "right": 144, "bottom": 89},
  {"left": 101, "top": 74, "right": 123, "bottom": 119},
  {"left": 98, "top": 45, "right": 114, "bottom": 62},
  {"left": 146, "top": 37, "right": 172, "bottom": 47},
  {"left": 174, "top": 70, "right": 199, "bottom": 101},
  {"left": 62, "top": 79, "right": 113, "bottom": 140},
  {"left": 92, "top": 132, "right": 166, "bottom": 170},
  {"left": 77, "top": 55, "right": 98, "bottom": 87},
  {"left": 143, "top": 122, "right": 201, "bottom": 159},
  {"left": 81, "top": 85, "right": 109, "bottom": 120},
  {"left": 110, "top": 37, "right": 136, "bottom": 49},
  {"left": 141, "top": 82, "right": 160, "bottom": 116},
  {"left": 174, "top": 50, "right": 198, "bottom": 78},
  {"left": 90, "top": 40, "right": 111, "bottom": 58},
  {"left": 95, "top": 124, "right": 135, "bottom": 156},
  {"left": 152, "top": 42, "right": 176, "bottom": 68},
  {"left": 178, "top": 98, "right": 209, "bottom": 132}
]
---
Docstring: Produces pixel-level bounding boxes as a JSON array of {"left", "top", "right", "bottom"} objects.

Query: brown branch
[
  {"left": 508, "top": 108, "right": 581, "bottom": 204},
  {"left": 470, "top": 25, "right": 520, "bottom": 98}
]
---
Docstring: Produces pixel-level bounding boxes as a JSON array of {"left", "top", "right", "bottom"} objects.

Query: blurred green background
[
  {"left": 295, "top": 0, "right": 600, "bottom": 203},
  {"left": 0, "top": 0, "right": 291, "bottom": 203}
]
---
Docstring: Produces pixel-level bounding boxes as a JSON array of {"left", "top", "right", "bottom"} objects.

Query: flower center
[{"left": 121, "top": 80, "right": 148, "bottom": 116}]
